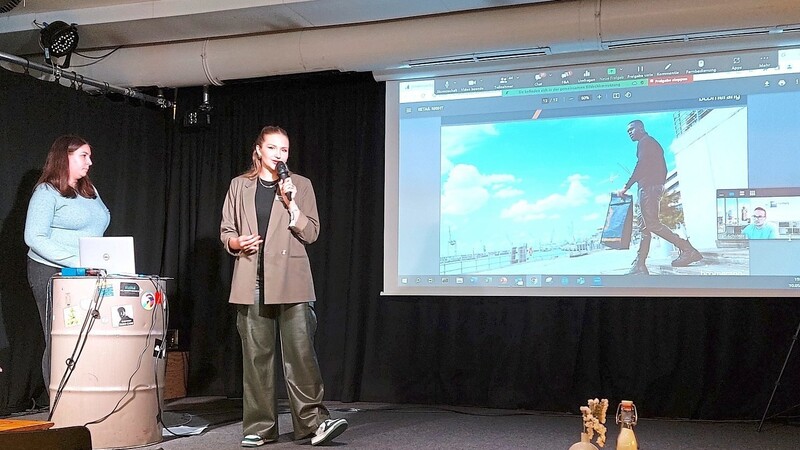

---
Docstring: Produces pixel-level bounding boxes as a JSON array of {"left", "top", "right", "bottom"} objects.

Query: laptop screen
[{"left": 78, "top": 236, "right": 137, "bottom": 275}]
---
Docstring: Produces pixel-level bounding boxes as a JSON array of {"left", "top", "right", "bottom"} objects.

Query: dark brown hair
[
  {"left": 243, "top": 125, "right": 289, "bottom": 179},
  {"left": 36, "top": 135, "right": 97, "bottom": 199}
]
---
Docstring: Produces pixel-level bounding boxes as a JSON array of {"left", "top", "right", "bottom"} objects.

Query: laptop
[{"left": 78, "top": 236, "right": 137, "bottom": 275}]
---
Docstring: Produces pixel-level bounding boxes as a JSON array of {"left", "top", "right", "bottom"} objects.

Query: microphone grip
[
  {"left": 276, "top": 161, "right": 292, "bottom": 202},
  {"left": 282, "top": 176, "right": 292, "bottom": 201}
]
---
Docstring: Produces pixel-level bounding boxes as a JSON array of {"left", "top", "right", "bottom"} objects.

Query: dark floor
[{"left": 7, "top": 396, "right": 800, "bottom": 449}]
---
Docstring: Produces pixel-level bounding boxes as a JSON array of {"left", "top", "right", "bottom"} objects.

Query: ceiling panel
[{"left": 0, "top": 0, "right": 556, "bottom": 56}]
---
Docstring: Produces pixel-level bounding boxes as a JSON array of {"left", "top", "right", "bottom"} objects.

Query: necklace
[{"left": 258, "top": 177, "right": 278, "bottom": 189}]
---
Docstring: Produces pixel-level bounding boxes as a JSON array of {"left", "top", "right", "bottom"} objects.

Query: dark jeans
[
  {"left": 637, "top": 185, "right": 689, "bottom": 260},
  {"left": 26, "top": 257, "right": 61, "bottom": 397}
]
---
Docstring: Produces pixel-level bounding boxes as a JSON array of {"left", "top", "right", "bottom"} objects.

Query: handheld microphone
[{"left": 276, "top": 161, "right": 292, "bottom": 201}]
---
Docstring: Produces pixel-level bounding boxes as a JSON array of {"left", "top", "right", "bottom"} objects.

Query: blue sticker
[{"left": 98, "top": 282, "right": 114, "bottom": 297}]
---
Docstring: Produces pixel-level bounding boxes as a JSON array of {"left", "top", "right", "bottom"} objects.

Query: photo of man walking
[{"left": 617, "top": 120, "right": 703, "bottom": 275}]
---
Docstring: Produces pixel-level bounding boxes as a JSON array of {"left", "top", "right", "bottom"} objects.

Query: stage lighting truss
[
  {"left": 40, "top": 21, "right": 79, "bottom": 68},
  {"left": 0, "top": 1, "right": 23, "bottom": 14}
]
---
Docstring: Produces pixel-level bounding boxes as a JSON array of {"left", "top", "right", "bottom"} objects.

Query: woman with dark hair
[
  {"left": 220, "top": 126, "right": 347, "bottom": 447},
  {"left": 23, "top": 135, "right": 110, "bottom": 402}
]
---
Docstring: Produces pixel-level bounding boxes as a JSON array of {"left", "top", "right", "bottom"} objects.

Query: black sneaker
[
  {"left": 672, "top": 248, "right": 702, "bottom": 267},
  {"left": 627, "top": 264, "right": 649, "bottom": 275},
  {"left": 625, "top": 256, "right": 649, "bottom": 275},
  {"left": 311, "top": 418, "right": 348, "bottom": 446}
]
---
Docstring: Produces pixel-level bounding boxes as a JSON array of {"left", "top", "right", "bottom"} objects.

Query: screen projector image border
[{"left": 384, "top": 45, "right": 800, "bottom": 297}]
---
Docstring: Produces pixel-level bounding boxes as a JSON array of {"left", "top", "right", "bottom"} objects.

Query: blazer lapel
[
  {"left": 264, "top": 194, "right": 285, "bottom": 246},
  {"left": 242, "top": 178, "right": 257, "bottom": 235}
]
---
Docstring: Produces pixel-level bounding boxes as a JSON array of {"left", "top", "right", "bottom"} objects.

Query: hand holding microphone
[
  {"left": 276, "top": 161, "right": 295, "bottom": 202},
  {"left": 276, "top": 161, "right": 301, "bottom": 226}
]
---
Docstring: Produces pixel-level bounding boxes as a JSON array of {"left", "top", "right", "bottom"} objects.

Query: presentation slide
[{"left": 384, "top": 45, "right": 800, "bottom": 297}]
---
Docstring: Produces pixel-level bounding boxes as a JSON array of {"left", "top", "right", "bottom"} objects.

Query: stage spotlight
[
  {"left": 0, "top": 1, "right": 23, "bottom": 14},
  {"left": 40, "top": 21, "right": 79, "bottom": 68}
]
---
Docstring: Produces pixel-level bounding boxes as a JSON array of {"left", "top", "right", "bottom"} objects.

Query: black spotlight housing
[
  {"left": 0, "top": 1, "right": 23, "bottom": 14},
  {"left": 40, "top": 21, "right": 79, "bottom": 68}
]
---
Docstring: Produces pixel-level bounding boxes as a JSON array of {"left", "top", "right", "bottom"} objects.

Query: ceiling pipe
[
  {"left": 71, "top": 0, "right": 800, "bottom": 88},
  {"left": 74, "top": 1, "right": 595, "bottom": 87}
]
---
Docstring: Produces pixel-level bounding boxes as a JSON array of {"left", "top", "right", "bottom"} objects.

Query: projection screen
[{"left": 384, "top": 45, "right": 800, "bottom": 297}]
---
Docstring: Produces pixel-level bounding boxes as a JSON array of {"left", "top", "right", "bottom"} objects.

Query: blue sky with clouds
[{"left": 439, "top": 110, "right": 680, "bottom": 255}]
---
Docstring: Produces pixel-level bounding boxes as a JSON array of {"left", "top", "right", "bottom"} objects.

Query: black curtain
[
  {"left": 0, "top": 68, "right": 167, "bottom": 414},
  {"left": 162, "top": 72, "right": 387, "bottom": 398},
  {"left": 2, "top": 66, "right": 800, "bottom": 421}
]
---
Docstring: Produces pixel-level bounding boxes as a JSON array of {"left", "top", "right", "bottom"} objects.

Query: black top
[
  {"left": 255, "top": 178, "right": 277, "bottom": 279},
  {"left": 624, "top": 133, "right": 667, "bottom": 190}
]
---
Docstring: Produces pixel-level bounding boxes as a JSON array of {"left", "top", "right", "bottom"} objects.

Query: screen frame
[{"left": 384, "top": 42, "right": 800, "bottom": 298}]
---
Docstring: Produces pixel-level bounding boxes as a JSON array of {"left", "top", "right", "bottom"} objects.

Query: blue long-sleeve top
[{"left": 24, "top": 183, "right": 111, "bottom": 268}]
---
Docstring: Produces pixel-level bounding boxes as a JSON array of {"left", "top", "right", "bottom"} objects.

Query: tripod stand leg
[{"left": 758, "top": 319, "right": 800, "bottom": 432}]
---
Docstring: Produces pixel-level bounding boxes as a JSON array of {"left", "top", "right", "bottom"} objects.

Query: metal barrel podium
[{"left": 49, "top": 275, "right": 167, "bottom": 449}]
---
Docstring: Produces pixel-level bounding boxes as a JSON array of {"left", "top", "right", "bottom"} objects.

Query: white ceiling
[
  {"left": 0, "top": 0, "right": 557, "bottom": 56},
  {"left": 2, "top": 0, "right": 799, "bottom": 90}
]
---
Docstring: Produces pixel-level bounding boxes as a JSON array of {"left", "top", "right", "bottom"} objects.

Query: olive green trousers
[{"left": 237, "top": 298, "right": 329, "bottom": 440}]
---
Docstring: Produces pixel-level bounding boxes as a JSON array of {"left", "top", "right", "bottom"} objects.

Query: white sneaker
[
  {"left": 311, "top": 418, "right": 348, "bottom": 446},
  {"left": 241, "top": 434, "right": 266, "bottom": 447}
]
